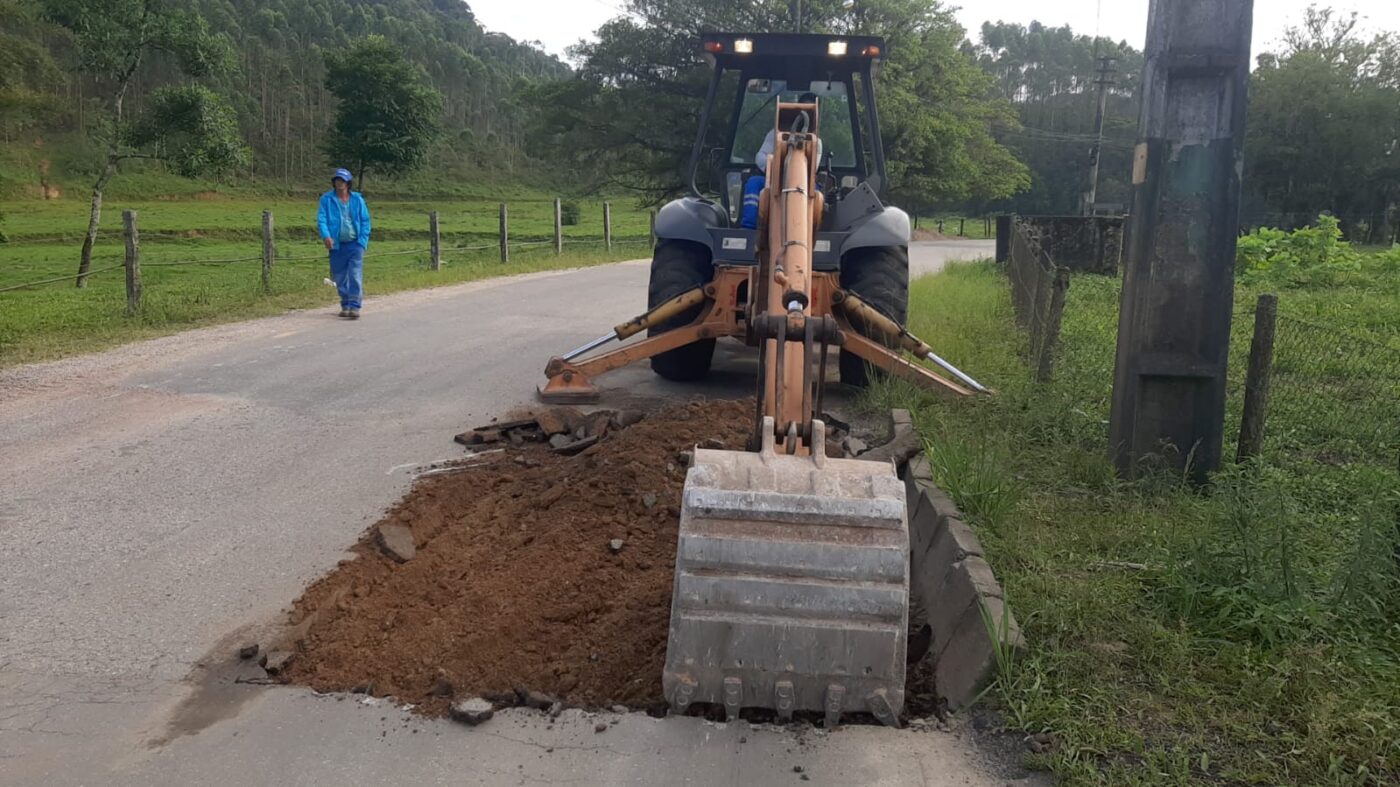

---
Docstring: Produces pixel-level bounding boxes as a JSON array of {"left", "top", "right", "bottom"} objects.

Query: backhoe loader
[{"left": 538, "top": 33, "right": 985, "bottom": 726}]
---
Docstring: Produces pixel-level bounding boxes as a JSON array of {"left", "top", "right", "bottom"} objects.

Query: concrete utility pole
[
  {"left": 1082, "top": 56, "right": 1117, "bottom": 216},
  {"left": 1108, "top": 0, "right": 1254, "bottom": 482}
]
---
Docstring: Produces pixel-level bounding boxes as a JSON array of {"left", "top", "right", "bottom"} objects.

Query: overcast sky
[{"left": 466, "top": 0, "right": 1400, "bottom": 62}]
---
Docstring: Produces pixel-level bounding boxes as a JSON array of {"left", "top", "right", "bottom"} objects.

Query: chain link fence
[{"left": 1230, "top": 303, "right": 1400, "bottom": 470}]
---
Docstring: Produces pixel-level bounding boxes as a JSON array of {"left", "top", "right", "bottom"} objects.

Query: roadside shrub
[
  {"left": 560, "top": 200, "right": 580, "bottom": 226},
  {"left": 1374, "top": 243, "right": 1400, "bottom": 271},
  {"left": 1237, "top": 214, "right": 1362, "bottom": 286}
]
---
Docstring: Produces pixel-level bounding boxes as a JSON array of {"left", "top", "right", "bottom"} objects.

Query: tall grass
[{"left": 875, "top": 260, "right": 1400, "bottom": 785}]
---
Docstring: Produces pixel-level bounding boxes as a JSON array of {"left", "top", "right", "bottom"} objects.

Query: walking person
[{"left": 317, "top": 168, "right": 372, "bottom": 319}]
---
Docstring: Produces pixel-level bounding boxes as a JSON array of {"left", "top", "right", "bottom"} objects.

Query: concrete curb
[{"left": 901, "top": 453, "right": 1025, "bottom": 710}]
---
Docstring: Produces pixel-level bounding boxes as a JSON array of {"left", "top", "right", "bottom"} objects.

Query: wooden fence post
[
  {"left": 429, "top": 210, "right": 441, "bottom": 271},
  {"left": 1236, "top": 293, "right": 1279, "bottom": 462},
  {"left": 1035, "top": 267, "right": 1071, "bottom": 383},
  {"left": 123, "top": 210, "right": 141, "bottom": 316},
  {"left": 553, "top": 198, "right": 563, "bottom": 255},
  {"left": 959, "top": 218, "right": 966, "bottom": 237},
  {"left": 937, "top": 219, "right": 944, "bottom": 234},
  {"left": 649, "top": 210, "right": 657, "bottom": 249},
  {"left": 603, "top": 202, "right": 612, "bottom": 251},
  {"left": 499, "top": 203, "right": 509, "bottom": 264},
  {"left": 261, "top": 210, "right": 274, "bottom": 292}
]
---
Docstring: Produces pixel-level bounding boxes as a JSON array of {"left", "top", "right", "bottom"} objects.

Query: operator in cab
[{"left": 739, "top": 92, "right": 822, "bottom": 229}]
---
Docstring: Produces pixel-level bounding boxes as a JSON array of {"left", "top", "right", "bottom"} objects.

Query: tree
[
  {"left": 321, "top": 36, "right": 444, "bottom": 189},
  {"left": 530, "top": 0, "right": 1028, "bottom": 208},
  {"left": 5, "top": 0, "right": 571, "bottom": 190},
  {"left": 1245, "top": 7, "right": 1400, "bottom": 240},
  {"left": 0, "top": 3, "right": 66, "bottom": 143},
  {"left": 39, "top": 0, "right": 249, "bottom": 286},
  {"left": 968, "top": 21, "right": 1144, "bottom": 215}
]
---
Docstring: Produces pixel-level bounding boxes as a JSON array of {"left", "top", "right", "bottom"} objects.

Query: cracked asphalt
[{"left": 0, "top": 241, "right": 1034, "bottom": 786}]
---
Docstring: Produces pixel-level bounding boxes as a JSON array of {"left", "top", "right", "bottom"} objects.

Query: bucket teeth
[
  {"left": 723, "top": 677, "right": 743, "bottom": 722},
  {"left": 670, "top": 675, "right": 697, "bottom": 716},
  {"left": 775, "top": 680, "right": 795, "bottom": 722},
  {"left": 662, "top": 418, "right": 910, "bottom": 722},
  {"left": 824, "top": 684, "right": 846, "bottom": 729},
  {"left": 866, "top": 687, "right": 901, "bottom": 729}
]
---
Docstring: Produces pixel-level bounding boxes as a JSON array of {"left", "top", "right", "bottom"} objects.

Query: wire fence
[
  {"left": 0, "top": 200, "right": 657, "bottom": 298},
  {"left": 1005, "top": 218, "right": 1071, "bottom": 382},
  {"left": 1247, "top": 310, "right": 1400, "bottom": 469},
  {"left": 1003, "top": 222, "right": 1400, "bottom": 472}
]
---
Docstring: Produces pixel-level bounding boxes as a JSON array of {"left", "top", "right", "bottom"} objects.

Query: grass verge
[
  {"left": 864, "top": 262, "right": 1400, "bottom": 785},
  {"left": 0, "top": 238, "right": 649, "bottom": 367},
  {"left": 1, "top": 194, "right": 655, "bottom": 367}
]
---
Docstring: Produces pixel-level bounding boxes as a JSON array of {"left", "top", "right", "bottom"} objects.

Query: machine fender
[
  {"left": 656, "top": 197, "right": 725, "bottom": 251},
  {"left": 841, "top": 205, "right": 911, "bottom": 255}
]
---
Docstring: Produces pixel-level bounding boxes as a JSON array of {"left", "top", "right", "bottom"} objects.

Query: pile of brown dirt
[
  {"left": 911, "top": 227, "right": 950, "bottom": 242},
  {"left": 283, "top": 398, "right": 757, "bottom": 715}
]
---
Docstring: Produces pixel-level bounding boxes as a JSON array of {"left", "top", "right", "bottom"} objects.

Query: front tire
[
  {"left": 647, "top": 240, "right": 716, "bottom": 382},
  {"left": 838, "top": 245, "right": 910, "bottom": 387}
]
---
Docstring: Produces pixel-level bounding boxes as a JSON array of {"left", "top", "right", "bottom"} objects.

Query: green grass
[
  {"left": 0, "top": 196, "right": 654, "bottom": 367},
  {"left": 866, "top": 262, "right": 1400, "bottom": 785},
  {"left": 911, "top": 214, "right": 996, "bottom": 240}
]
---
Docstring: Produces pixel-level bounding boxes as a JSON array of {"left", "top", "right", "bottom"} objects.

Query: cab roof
[{"left": 700, "top": 32, "right": 887, "bottom": 73}]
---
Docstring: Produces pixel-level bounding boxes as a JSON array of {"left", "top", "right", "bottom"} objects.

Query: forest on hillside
[
  {"left": 1, "top": 0, "right": 1397, "bottom": 236},
  {"left": 1, "top": 0, "right": 566, "bottom": 189}
]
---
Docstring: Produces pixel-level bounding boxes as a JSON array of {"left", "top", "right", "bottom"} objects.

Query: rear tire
[
  {"left": 839, "top": 245, "right": 909, "bottom": 387},
  {"left": 648, "top": 240, "right": 716, "bottom": 381}
]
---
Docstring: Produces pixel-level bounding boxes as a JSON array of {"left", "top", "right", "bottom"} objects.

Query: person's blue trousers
[
  {"left": 329, "top": 244, "right": 364, "bottom": 310},
  {"left": 740, "top": 175, "right": 765, "bottom": 229}
]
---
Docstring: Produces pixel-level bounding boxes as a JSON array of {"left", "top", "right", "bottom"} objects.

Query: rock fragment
[
  {"left": 533, "top": 408, "right": 577, "bottom": 436},
  {"left": 555, "top": 436, "right": 598, "bottom": 456},
  {"left": 520, "top": 689, "right": 557, "bottom": 710},
  {"left": 261, "top": 650, "right": 295, "bottom": 675},
  {"left": 612, "top": 410, "right": 645, "bottom": 428},
  {"left": 449, "top": 698, "right": 495, "bottom": 726},
  {"left": 376, "top": 523, "right": 417, "bottom": 563}
]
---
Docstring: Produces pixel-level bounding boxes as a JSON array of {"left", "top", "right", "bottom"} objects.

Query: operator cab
[{"left": 670, "top": 32, "right": 903, "bottom": 270}]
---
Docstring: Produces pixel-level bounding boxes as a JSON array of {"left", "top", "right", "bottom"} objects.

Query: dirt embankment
[{"left": 282, "top": 399, "right": 757, "bottom": 715}]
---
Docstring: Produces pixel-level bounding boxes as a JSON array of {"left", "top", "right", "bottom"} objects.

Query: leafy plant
[
  {"left": 322, "top": 36, "right": 443, "bottom": 190},
  {"left": 38, "top": 0, "right": 245, "bottom": 287},
  {"left": 560, "top": 200, "right": 580, "bottom": 226},
  {"left": 1236, "top": 214, "right": 1363, "bottom": 286}
]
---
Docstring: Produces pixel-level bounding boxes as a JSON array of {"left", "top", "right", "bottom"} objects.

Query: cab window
[{"left": 729, "top": 79, "right": 857, "bottom": 169}]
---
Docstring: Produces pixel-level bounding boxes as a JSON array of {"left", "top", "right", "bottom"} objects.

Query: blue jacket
[{"left": 317, "top": 191, "right": 372, "bottom": 251}]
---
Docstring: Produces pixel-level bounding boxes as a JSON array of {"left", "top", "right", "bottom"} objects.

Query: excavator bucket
[{"left": 663, "top": 417, "right": 910, "bottom": 727}]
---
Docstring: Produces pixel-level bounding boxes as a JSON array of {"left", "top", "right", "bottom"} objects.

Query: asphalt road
[{"left": 0, "top": 240, "right": 1020, "bottom": 786}]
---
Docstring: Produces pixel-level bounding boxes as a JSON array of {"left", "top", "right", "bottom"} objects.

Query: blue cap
[{"left": 332, "top": 168, "right": 353, "bottom": 183}]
